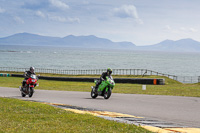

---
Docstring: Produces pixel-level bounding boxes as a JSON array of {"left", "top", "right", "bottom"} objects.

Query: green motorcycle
[{"left": 91, "top": 76, "right": 115, "bottom": 99}]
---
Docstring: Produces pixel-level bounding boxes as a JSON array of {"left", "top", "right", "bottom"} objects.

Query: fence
[
  {"left": 0, "top": 67, "right": 199, "bottom": 83},
  {"left": 176, "top": 76, "right": 200, "bottom": 84}
]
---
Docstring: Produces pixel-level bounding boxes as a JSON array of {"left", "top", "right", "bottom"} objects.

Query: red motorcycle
[{"left": 20, "top": 74, "right": 38, "bottom": 97}]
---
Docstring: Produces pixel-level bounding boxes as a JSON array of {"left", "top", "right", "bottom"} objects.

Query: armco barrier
[
  {"left": 11, "top": 74, "right": 165, "bottom": 85},
  {"left": 114, "top": 78, "right": 165, "bottom": 85}
]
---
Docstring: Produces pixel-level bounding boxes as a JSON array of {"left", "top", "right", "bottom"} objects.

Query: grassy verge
[
  {"left": 0, "top": 97, "right": 151, "bottom": 133},
  {"left": 0, "top": 76, "right": 200, "bottom": 97}
]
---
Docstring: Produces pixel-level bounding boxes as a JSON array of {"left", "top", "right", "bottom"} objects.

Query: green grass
[
  {"left": 0, "top": 97, "right": 151, "bottom": 133},
  {"left": 0, "top": 76, "right": 200, "bottom": 97}
]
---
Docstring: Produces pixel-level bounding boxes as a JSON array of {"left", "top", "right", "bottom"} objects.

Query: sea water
[{"left": 0, "top": 45, "right": 200, "bottom": 76}]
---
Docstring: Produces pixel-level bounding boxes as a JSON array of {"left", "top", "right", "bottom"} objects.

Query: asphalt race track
[{"left": 0, "top": 87, "right": 200, "bottom": 128}]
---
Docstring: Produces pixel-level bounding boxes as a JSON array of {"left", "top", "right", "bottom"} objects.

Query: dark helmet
[
  {"left": 30, "top": 66, "right": 35, "bottom": 73},
  {"left": 107, "top": 68, "right": 112, "bottom": 74}
]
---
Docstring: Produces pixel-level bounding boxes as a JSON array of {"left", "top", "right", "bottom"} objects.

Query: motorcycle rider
[
  {"left": 94, "top": 68, "right": 113, "bottom": 92},
  {"left": 21, "top": 67, "right": 36, "bottom": 90}
]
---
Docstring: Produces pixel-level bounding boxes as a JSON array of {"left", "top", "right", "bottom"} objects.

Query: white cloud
[
  {"left": 165, "top": 25, "right": 171, "bottom": 30},
  {"left": 180, "top": 27, "right": 186, "bottom": 31},
  {"left": 165, "top": 25, "right": 199, "bottom": 35},
  {"left": 0, "top": 7, "right": 5, "bottom": 13},
  {"left": 113, "top": 4, "right": 143, "bottom": 24},
  {"left": 48, "top": 14, "right": 80, "bottom": 23},
  {"left": 67, "top": 17, "right": 80, "bottom": 23},
  {"left": 48, "top": 15, "right": 66, "bottom": 22},
  {"left": 49, "top": 0, "right": 69, "bottom": 10},
  {"left": 135, "top": 19, "right": 143, "bottom": 25},
  {"left": 179, "top": 27, "right": 198, "bottom": 32},
  {"left": 189, "top": 28, "right": 198, "bottom": 32},
  {"left": 114, "top": 5, "right": 137, "bottom": 18},
  {"left": 82, "top": 1, "right": 90, "bottom": 5},
  {"left": 35, "top": 10, "right": 80, "bottom": 23},
  {"left": 14, "top": 16, "right": 24, "bottom": 24},
  {"left": 35, "top": 10, "right": 46, "bottom": 18}
]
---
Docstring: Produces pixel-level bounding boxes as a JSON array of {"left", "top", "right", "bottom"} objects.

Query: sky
[{"left": 0, "top": 0, "right": 200, "bottom": 46}]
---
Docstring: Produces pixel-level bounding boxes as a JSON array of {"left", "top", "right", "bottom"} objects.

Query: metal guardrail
[
  {"left": 176, "top": 76, "right": 199, "bottom": 84},
  {"left": 0, "top": 67, "right": 199, "bottom": 83}
]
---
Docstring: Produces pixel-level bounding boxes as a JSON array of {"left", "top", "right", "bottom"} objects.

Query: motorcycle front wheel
[
  {"left": 104, "top": 88, "right": 111, "bottom": 99},
  {"left": 91, "top": 89, "right": 98, "bottom": 99},
  {"left": 21, "top": 92, "right": 26, "bottom": 97},
  {"left": 29, "top": 87, "right": 34, "bottom": 97}
]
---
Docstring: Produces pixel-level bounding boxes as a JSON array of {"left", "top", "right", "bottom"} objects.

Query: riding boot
[
  {"left": 22, "top": 80, "right": 27, "bottom": 92},
  {"left": 21, "top": 83, "right": 24, "bottom": 91},
  {"left": 22, "top": 82, "right": 25, "bottom": 91},
  {"left": 95, "top": 79, "right": 102, "bottom": 92},
  {"left": 94, "top": 85, "right": 99, "bottom": 93}
]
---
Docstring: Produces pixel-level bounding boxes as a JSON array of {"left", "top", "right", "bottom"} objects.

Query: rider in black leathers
[
  {"left": 21, "top": 67, "right": 36, "bottom": 90},
  {"left": 94, "top": 68, "right": 112, "bottom": 92}
]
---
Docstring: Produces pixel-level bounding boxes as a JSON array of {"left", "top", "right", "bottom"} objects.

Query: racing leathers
[
  {"left": 22, "top": 71, "right": 36, "bottom": 89},
  {"left": 95, "top": 72, "right": 111, "bottom": 92}
]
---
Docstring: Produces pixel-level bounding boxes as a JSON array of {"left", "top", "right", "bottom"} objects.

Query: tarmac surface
[{"left": 0, "top": 87, "right": 200, "bottom": 129}]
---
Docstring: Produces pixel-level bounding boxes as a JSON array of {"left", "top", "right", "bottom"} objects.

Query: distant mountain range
[
  {"left": 141, "top": 38, "right": 200, "bottom": 52},
  {"left": 0, "top": 33, "right": 136, "bottom": 49},
  {"left": 1, "top": 32, "right": 200, "bottom": 52}
]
